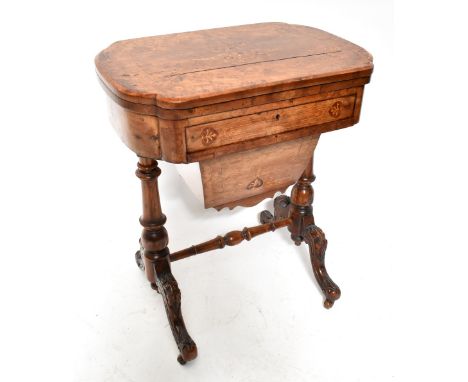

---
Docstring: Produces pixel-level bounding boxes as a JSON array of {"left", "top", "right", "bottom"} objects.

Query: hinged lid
[{"left": 95, "top": 22, "right": 373, "bottom": 111}]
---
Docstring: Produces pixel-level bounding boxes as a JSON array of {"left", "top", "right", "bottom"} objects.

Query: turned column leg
[
  {"left": 135, "top": 157, "right": 197, "bottom": 365},
  {"left": 290, "top": 157, "right": 341, "bottom": 309}
]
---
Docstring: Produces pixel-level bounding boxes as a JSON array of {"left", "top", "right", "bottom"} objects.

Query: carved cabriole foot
[
  {"left": 303, "top": 224, "right": 341, "bottom": 309},
  {"left": 289, "top": 157, "right": 341, "bottom": 308},
  {"left": 154, "top": 255, "right": 198, "bottom": 365},
  {"left": 136, "top": 157, "right": 197, "bottom": 364},
  {"left": 260, "top": 156, "right": 341, "bottom": 309}
]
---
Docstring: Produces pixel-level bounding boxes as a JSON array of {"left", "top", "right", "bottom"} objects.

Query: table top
[{"left": 95, "top": 22, "right": 373, "bottom": 109}]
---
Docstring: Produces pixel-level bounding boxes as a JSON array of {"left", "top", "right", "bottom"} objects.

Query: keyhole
[{"left": 275, "top": 114, "right": 280, "bottom": 120}]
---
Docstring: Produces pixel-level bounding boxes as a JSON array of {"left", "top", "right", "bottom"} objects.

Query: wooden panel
[
  {"left": 187, "top": 95, "right": 355, "bottom": 152},
  {"left": 95, "top": 23, "right": 373, "bottom": 109},
  {"left": 187, "top": 88, "right": 357, "bottom": 126},
  {"left": 99, "top": 75, "right": 369, "bottom": 120},
  {"left": 106, "top": 98, "right": 160, "bottom": 158},
  {"left": 180, "top": 78, "right": 368, "bottom": 120},
  {"left": 187, "top": 117, "right": 353, "bottom": 163},
  {"left": 199, "top": 136, "right": 319, "bottom": 209},
  {"left": 158, "top": 118, "right": 188, "bottom": 163},
  {"left": 353, "top": 86, "right": 365, "bottom": 123}
]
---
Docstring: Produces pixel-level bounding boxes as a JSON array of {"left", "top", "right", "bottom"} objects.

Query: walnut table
[{"left": 95, "top": 22, "right": 373, "bottom": 364}]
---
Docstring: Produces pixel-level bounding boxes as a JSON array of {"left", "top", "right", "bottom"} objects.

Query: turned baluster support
[
  {"left": 289, "top": 158, "right": 316, "bottom": 245},
  {"left": 170, "top": 218, "right": 292, "bottom": 262},
  {"left": 133, "top": 154, "right": 340, "bottom": 366},
  {"left": 260, "top": 155, "right": 341, "bottom": 308},
  {"left": 135, "top": 157, "right": 197, "bottom": 365},
  {"left": 291, "top": 157, "right": 341, "bottom": 308}
]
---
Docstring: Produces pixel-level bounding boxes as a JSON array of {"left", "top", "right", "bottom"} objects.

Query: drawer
[
  {"left": 199, "top": 135, "right": 319, "bottom": 209},
  {"left": 186, "top": 94, "right": 355, "bottom": 152}
]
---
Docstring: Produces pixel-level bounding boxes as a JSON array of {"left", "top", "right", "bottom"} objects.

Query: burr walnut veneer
[{"left": 95, "top": 23, "right": 373, "bottom": 364}]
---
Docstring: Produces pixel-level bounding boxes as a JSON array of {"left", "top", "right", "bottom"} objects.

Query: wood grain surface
[
  {"left": 107, "top": 99, "right": 160, "bottom": 158},
  {"left": 186, "top": 93, "right": 355, "bottom": 152},
  {"left": 97, "top": 23, "right": 372, "bottom": 209},
  {"left": 96, "top": 23, "right": 373, "bottom": 363},
  {"left": 96, "top": 23, "right": 373, "bottom": 109},
  {"left": 199, "top": 135, "right": 318, "bottom": 209}
]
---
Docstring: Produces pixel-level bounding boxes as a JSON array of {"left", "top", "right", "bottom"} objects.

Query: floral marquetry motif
[
  {"left": 328, "top": 101, "right": 343, "bottom": 118},
  {"left": 200, "top": 127, "right": 218, "bottom": 146},
  {"left": 246, "top": 177, "right": 264, "bottom": 190}
]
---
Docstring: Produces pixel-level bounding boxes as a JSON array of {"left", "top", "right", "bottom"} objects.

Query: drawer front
[
  {"left": 186, "top": 94, "right": 355, "bottom": 152},
  {"left": 199, "top": 135, "right": 318, "bottom": 209}
]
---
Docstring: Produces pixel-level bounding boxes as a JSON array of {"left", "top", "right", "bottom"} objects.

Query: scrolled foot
[
  {"left": 324, "top": 298, "right": 335, "bottom": 309},
  {"left": 177, "top": 342, "right": 197, "bottom": 365},
  {"left": 155, "top": 259, "right": 198, "bottom": 364},
  {"left": 303, "top": 225, "right": 341, "bottom": 309}
]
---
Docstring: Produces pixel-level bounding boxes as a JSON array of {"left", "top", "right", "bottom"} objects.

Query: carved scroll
[{"left": 303, "top": 225, "right": 341, "bottom": 308}]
